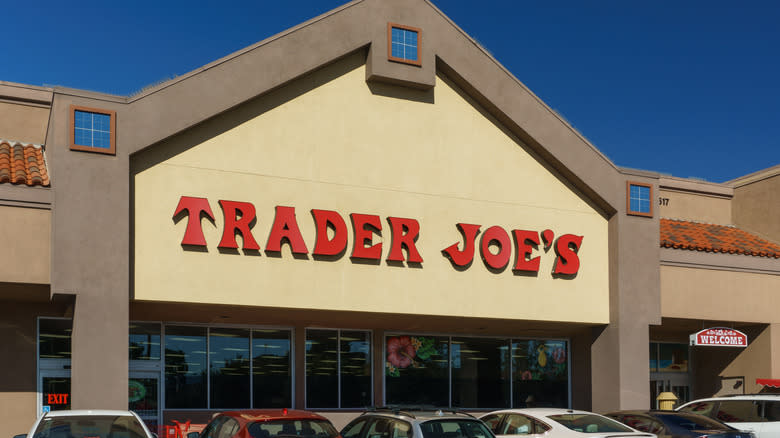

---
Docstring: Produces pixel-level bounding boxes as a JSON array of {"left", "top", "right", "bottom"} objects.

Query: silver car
[
  {"left": 479, "top": 408, "right": 656, "bottom": 438},
  {"left": 341, "top": 408, "right": 495, "bottom": 438},
  {"left": 16, "top": 410, "right": 156, "bottom": 438}
]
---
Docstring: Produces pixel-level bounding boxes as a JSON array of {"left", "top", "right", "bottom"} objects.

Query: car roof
[
  {"left": 361, "top": 408, "right": 478, "bottom": 422},
  {"left": 606, "top": 410, "right": 708, "bottom": 416},
  {"left": 217, "top": 409, "right": 329, "bottom": 422},
  {"left": 44, "top": 410, "right": 138, "bottom": 417},
  {"left": 678, "top": 395, "right": 780, "bottom": 406},
  {"left": 481, "top": 408, "right": 601, "bottom": 417}
]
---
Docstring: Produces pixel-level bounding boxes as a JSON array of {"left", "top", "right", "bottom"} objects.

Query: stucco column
[
  {"left": 71, "top": 294, "right": 128, "bottom": 409},
  {"left": 591, "top": 196, "right": 660, "bottom": 412},
  {"left": 770, "top": 323, "right": 780, "bottom": 379}
]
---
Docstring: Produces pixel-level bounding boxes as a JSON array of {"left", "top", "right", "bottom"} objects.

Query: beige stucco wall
[
  {"left": 0, "top": 101, "right": 49, "bottom": 144},
  {"left": 658, "top": 188, "right": 731, "bottom": 224},
  {"left": 134, "top": 56, "right": 609, "bottom": 323},
  {"left": 661, "top": 265, "right": 780, "bottom": 323},
  {"left": 733, "top": 173, "right": 780, "bottom": 241},
  {"left": 0, "top": 205, "right": 50, "bottom": 284}
]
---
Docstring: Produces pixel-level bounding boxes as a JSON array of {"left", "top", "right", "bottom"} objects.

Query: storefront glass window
[
  {"left": 39, "top": 318, "right": 72, "bottom": 359},
  {"left": 385, "top": 334, "right": 449, "bottom": 407},
  {"left": 340, "top": 330, "right": 372, "bottom": 408},
  {"left": 165, "top": 326, "right": 207, "bottom": 408},
  {"left": 253, "top": 329, "right": 292, "bottom": 408},
  {"left": 512, "top": 340, "right": 568, "bottom": 408},
  {"left": 306, "top": 329, "right": 372, "bottom": 408},
  {"left": 210, "top": 328, "right": 250, "bottom": 408},
  {"left": 306, "top": 329, "right": 338, "bottom": 408},
  {"left": 451, "top": 337, "right": 511, "bottom": 408},
  {"left": 130, "top": 322, "right": 161, "bottom": 360},
  {"left": 658, "top": 343, "right": 688, "bottom": 372},
  {"left": 128, "top": 378, "right": 158, "bottom": 424}
]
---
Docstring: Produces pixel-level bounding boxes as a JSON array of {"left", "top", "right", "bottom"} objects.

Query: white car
[
  {"left": 676, "top": 395, "right": 780, "bottom": 438},
  {"left": 479, "top": 408, "right": 656, "bottom": 438},
  {"left": 16, "top": 410, "right": 156, "bottom": 438}
]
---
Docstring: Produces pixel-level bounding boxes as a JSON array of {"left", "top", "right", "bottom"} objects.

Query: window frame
[
  {"left": 70, "top": 105, "right": 117, "bottom": 155},
  {"left": 626, "top": 181, "right": 653, "bottom": 217},
  {"left": 387, "top": 23, "right": 422, "bottom": 66}
]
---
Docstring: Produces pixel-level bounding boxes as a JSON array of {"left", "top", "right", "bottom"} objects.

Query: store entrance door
[
  {"left": 39, "top": 361, "right": 71, "bottom": 415},
  {"left": 650, "top": 373, "right": 690, "bottom": 409},
  {"left": 129, "top": 371, "right": 161, "bottom": 434}
]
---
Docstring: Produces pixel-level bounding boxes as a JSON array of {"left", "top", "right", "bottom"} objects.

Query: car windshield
[
  {"left": 548, "top": 414, "right": 634, "bottom": 433},
  {"left": 420, "top": 419, "right": 494, "bottom": 438},
  {"left": 33, "top": 416, "right": 149, "bottom": 438},
  {"left": 247, "top": 420, "right": 338, "bottom": 438},
  {"left": 655, "top": 413, "right": 733, "bottom": 431}
]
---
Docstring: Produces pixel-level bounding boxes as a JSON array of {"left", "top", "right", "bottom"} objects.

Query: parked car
[
  {"left": 15, "top": 410, "right": 155, "bottom": 438},
  {"left": 604, "top": 410, "right": 755, "bottom": 438},
  {"left": 676, "top": 395, "right": 780, "bottom": 438},
  {"left": 341, "top": 407, "right": 494, "bottom": 438},
  {"left": 194, "top": 409, "right": 340, "bottom": 438},
  {"left": 479, "top": 408, "right": 656, "bottom": 437}
]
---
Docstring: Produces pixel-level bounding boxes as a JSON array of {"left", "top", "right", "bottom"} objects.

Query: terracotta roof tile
[
  {"left": 0, "top": 140, "right": 50, "bottom": 187},
  {"left": 661, "top": 219, "right": 780, "bottom": 259}
]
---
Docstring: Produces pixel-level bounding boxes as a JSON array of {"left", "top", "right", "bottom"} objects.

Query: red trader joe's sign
[
  {"left": 173, "top": 196, "right": 585, "bottom": 277},
  {"left": 690, "top": 328, "right": 748, "bottom": 347}
]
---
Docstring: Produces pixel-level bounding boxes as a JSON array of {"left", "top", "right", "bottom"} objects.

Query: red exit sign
[{"left": 46, "top": 393, "right": 69, "bottom": 404}]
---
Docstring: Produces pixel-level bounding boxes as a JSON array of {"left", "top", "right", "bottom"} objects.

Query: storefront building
[{"left": 0, "top": 0, "right": 778, "bottom": 435}]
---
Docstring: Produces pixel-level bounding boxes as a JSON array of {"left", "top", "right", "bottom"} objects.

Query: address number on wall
[{"left": 659, "top": 197, "right": 669, "bottom": 206}]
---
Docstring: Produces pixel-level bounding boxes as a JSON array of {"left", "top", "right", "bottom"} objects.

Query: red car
[{"left": 196, "top": 410, "right": 340, "bottom": 438}]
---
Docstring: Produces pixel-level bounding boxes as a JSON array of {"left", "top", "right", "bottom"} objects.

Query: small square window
[
  {"left": 388, "top": 23, "right": 421, "bottom": 66},
  {"left": 70, "top": 105, "right": 116, "bottom": 155},
  {"left": 627, "top": 181, "right": 653, "bottom": 217}
]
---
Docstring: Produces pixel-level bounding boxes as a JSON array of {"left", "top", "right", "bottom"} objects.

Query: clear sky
[{"left": 3, "top": 0, "right": 778, "bottom": 183}]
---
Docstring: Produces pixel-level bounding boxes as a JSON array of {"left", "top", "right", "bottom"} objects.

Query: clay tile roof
[
  {"left": 661, "top": 219, "right": 780, "bottom": 259},
  {"left": 0, "top": 140, "right": 50, "bottom": 187}
]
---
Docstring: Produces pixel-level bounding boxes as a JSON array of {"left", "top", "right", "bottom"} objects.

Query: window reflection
[
  {"left": 210, "top": 328, "right": 250, "bottom": 408},
  {"left": 341, "top": 331, "right": 371, "bottom": 408},
  {"left": 130, "top": 322, "right": 161, "bottom": 360},
  {"left": 385, "top": 334, "right": 449, "bottom": 406},
  {"left": 253, "top": 329, "right": 292, "bottom": 408},
  {"left": 306, "top": 330, "right": 338, "bottom": 408},
  {"left": 165, "top": 326, "right": 207, "bottom": 408},
  {"left": 451, "top": 337, "right": 510, "bottom": 408},
  {"left": 39, "top": 318, "right": 72, "bottom": 359},
  {"left": 512, "top": 340, "right": 568, "bottom": 408}
]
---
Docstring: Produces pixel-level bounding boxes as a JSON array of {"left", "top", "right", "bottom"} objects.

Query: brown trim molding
[
  {"left": 69, "top": 105, "right": 116, "bottom": 155},
  {"left": 661, "top": 248, "right": 780, "bottom": 276},
  {"left": 626, "top": 180, "right": 653, "bottom": 217},
  {"left": 387, "top": 22, "right": 422, "bottom": 67}
]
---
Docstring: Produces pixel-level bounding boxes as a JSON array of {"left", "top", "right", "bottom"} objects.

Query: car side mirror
[
  {"left": 187, "top": 432, "right": 200, "bottom": 438},
  {"left": 14, "top": 434, "right": 27, "bottom": 438}
]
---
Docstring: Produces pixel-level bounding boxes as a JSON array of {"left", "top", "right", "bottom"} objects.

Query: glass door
[
  {"left": 129, "top": 371, "right": 161, "bottom": 434},
  {"left": 39, "top": 366, "right": 71, "bottom": 415}
]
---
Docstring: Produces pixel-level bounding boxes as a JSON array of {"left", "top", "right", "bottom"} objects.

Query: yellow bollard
[{"left": 657, "top": 391, "right": 678, "bottom": 410}]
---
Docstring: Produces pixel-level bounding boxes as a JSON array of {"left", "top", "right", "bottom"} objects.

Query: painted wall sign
[
  {"left": 173, "top": 196, "right": 584, "bottom": 276},
  {"left": 689, "top": 328, "right": 748, "bottom": 347}
]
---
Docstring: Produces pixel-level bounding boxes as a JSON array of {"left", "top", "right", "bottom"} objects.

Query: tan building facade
[{"left": 0, "top": 0, "right": 777, "bottom": 435}]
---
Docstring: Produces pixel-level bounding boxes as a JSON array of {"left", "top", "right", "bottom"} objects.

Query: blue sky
[{"left": 3, "top": 0, "right": 778, "bottom": 182}]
